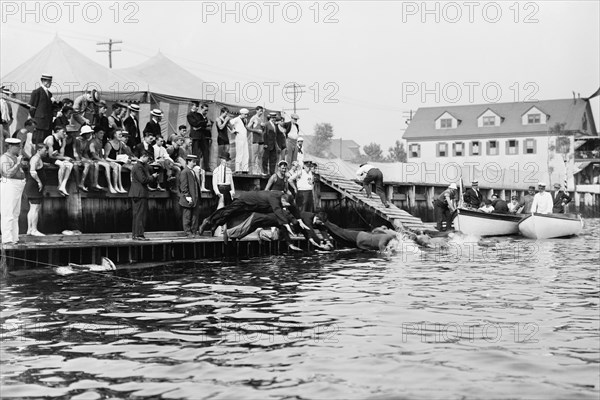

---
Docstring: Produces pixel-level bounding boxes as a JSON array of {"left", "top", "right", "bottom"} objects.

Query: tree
[
  {"left": 306, "top": 123, "right": 334, "bottom": 158},
  {"left": 386, "top": 140, "right": 407, "bottom": 162},
  {"left": 362, "top": 142, "right": 385, "bottom": 162}
]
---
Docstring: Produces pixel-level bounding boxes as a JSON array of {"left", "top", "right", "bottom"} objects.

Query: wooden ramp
[{"left": 319, "top": 174, "right": 429, "bottom": 232}]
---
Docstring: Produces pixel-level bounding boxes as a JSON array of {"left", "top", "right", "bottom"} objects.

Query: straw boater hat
[
  {"left": 472, "top": 180, "right": 478, "bottom": 185},
  {"left": 1, "top": 86, "right": 14, "bottom": 96},
  {"left": 538, "top": 182, "right": 546, "bottom": 187},
  {"left": 239, "top": 108, "right": 249, "bottom": 115},
  {"left": 553, "top": 183, "right": 561, "bottom": 188},
  {"left": 291, "top": 113, "right": 299, "bottom": 120},
  {"left": 40, "top": 73, "right": 52, "bottom": 81},
  {"left": 268, "top": 112, "right": 278, "bottom": 119},
  {"left": 186, "top": 154, "right": 198, "bottom": 161},
  {"left": 297, "top": 136, "right": 304, "bottom": 142},
  {"left": 150, "top": 109, "right": 163, "bottom": 117},
  {"left": 128, "top": 104, "right": 140, "bottom": 112},
  {"left": 5, "top": 138, "right": 21, "bottom": 146}
]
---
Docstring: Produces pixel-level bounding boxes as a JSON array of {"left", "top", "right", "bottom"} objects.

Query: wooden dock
[{"left": 1, "top": 231, "right": 307, "bottom": 270}]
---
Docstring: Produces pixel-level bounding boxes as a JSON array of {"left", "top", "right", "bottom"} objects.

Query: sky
[{"left": 1, "top": 0, "right": 599, "bottom": 152}]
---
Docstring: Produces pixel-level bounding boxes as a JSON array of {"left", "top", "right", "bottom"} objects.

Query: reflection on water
[{"left": 1, "top": 220, "right": 599, "bottom": 399}]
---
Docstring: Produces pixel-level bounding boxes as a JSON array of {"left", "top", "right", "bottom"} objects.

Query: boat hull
[
  {"left": 454, "top": 209, "right": 525, "bottom": 237},
  {"left": 518, "top": 213, "right": 583, "bottom": 239}
]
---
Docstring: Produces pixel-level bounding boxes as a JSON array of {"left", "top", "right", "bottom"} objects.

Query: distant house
[
  {"left": 303, "top": 135, "right": 361, "bottom": 161},
  {"left": 403, "top": 97, "right": 598, "bottom": 188}
]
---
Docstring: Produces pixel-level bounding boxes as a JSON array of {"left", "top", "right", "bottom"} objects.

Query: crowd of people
[{"left": 433, "top": 180, "right": 573, "bottom": 231}]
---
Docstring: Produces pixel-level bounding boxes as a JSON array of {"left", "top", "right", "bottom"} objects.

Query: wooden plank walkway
[{"left": 318, "top": 173, "right": 430, "bottom": 232}]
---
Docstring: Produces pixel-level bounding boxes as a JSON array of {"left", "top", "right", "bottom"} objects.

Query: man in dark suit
[
  {"left": 124, "top": 104, "right": 141, "bottom": 147},
  {"left": 551, "top": 183, "right": 571, "bottom": 213},
  {"left": 28, "top": 73, "right": 55, "bottom": 144},
  {"left": 463, "top": 180, "right": 484, "bottom": 209},
  {"left": 198, "top": 191, "right": 306, "bottom": 236},
  {"left": 187, "top": 102, "right": 212, "bottom": 172},
  {"left": 143, "top": 109, "right": 163, "bottom": 138},
  {"left": 262, "top": 112, "right": 279, "bottom": 175},
  {"left": 491, "top": 193, "right": 509, "bottom": 213},
  {"left": 128, "top": 150, "right": 158, "bottom": 240},
  {"left": 179, "top": 155, "right": 202, "bottom": 237},
  {"left": 134, "top": 132, "right": 165, "bottom": 191}
]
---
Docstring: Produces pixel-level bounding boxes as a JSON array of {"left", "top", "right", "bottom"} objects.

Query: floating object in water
[
  {"left": 454, "top": 208, "right": 526, "bottom": 237},
  {"left": 54, "top": 257, "right": 116, "bottom": 275},
  {"left": 518, "top": 213, "right": 583, "bottom": 239}
]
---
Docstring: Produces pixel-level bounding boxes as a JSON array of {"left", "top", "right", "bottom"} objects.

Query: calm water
[{"left": 1, "top": 220, "right": 599, "bottom": 400}]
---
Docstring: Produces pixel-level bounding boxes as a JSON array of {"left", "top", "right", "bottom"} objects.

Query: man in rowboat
[
  {"left": 463, "top": 180, "right": 483, "bottom": 209},
  {"left": 551, "top": 183, "right": 571, "bottom": 213},
  {"left": 433, "top": 183, "right": 458, "bottom": 231},
  {"left": 517, "top": 186, "right": 536, "bottom": 214},
  {"left": 530, "top": 182, "right": 553, "bottom": 214}
]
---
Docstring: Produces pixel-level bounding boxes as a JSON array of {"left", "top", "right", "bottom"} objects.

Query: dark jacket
[
  {"left": 263, "top": 121, "right": 278, "bottom": 151},
  {"left": 552, "top": 190, "right": 571, "bottom": 213},
  {"left": 124, "top": 115, "right": 141, "bottom": 146},
  {"left": 187, "top": 112, "right": 211, "bottom": 140},
  {"left": 463, "top": 188, "right": 484, "bottom": 208},
  {"left": 129, "top": 161, "right": 155, "bottom": 198},
  {"left": 179, "top": 167, "right": 200, "bottom": 208},
  {"left": 237, "top": 191, "right": 299, "bottom": 225},
  {"left": 492, "top": 199, "right": 509, "bottom": 213},
  {"left": 29, "top": 87, "right": 53, "bottom": 130},
  {"left": 143, "top": 119, "right": 162, "bottom": 138},
  {"left": 134, "top": 142, "right": 155, "bottom": 160},
  {"left": 275, "top": 124, "right": 287, "bottom": 150}
]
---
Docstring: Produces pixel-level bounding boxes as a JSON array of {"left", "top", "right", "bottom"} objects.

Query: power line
[
  {"left": 96, "top": 39, "right": 122, "bottom": 68},
  {"left": 282, "top": 83, "right": 308, "bottom": 114}
]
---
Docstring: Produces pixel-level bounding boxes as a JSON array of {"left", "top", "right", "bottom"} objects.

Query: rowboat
[
  {"left": 453, "top": 208, "right": 527, "bottom": 237},
  {"left": 518, "top": 213, "right": 583, "bottom": 239}
]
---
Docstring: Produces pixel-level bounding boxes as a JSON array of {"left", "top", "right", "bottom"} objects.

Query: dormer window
[
  {"left": 527, "top": 114, "right": 541, "bottom": 124},
  {"left": 522, "top": 106, "right": 548, "bottom": 125},
  {"left": 440, "top": 118, "right": 452, "bottom": 128},
  {"left": 482, "top": 116, "right": 495, "bottom": 126}
]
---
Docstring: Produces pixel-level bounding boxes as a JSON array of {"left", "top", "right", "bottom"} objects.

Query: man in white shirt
[
  {"left": 212, "top": 152, "right": 235, "bottom": 209},
  {"left": 356, "top": 163, "right": 390, "bottom": 208},
  {"left": 154, "top": 136, "right": 179, "bottom": 191},
  {"left": 291, "top": 160, "right": 315, "bottom": 212},
  {"left": 531, "top": 182, "right": 553, "bottom": 214},
  {"left": 284, "top": 113, "right": 301, "bottom": 165},
  {"left": 247, "top": 106, "right": 264, "bottom": 175},
  {"left": 229, "top": 108, "right": 249, "bottom": 173}
]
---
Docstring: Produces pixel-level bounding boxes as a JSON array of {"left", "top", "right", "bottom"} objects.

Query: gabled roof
[
  {"left": 0, "top": 36, "right": 136, "bottom": 99},
  {"left": 521, "top": 104, "right": 548, "bottom": 117},
  {"left": 303, "top": 135, "right": 361, "bottom": 160},
  {"left": 434, "top": 110, "right": 461, "bottom": 122},
  {"left": 476, "top": 107, "right": 503, "bottom": 120},
  {"left": 403, "top": 98, "right": 597, "bottom": 140}
]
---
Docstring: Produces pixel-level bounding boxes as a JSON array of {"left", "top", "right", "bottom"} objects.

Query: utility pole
[
  {"left": 96, "top": 39, "right": 122, "bottom": 68},
  {"left": 402, "top": 110, "right": 414, "bottom": 125},
  {"left": 283, "top": 83, "right": 309, "bottom": 114}
]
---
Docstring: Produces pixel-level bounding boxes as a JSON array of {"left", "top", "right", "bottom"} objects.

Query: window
[
  {"left": 525, "top": 139, "right": 536, "bottom": 154},
  {"left": 410, "top": 144, "right": 421, "bottom": 158},
  {"left": 453, "top": 142, "right": 464, "bottom": 157},
  {"left": 487, "top": 140, "right": 498, "bottom": 155},
  {"left": 483, "top": 116, "right": 495, "bottom": 126},
  {"left": 440, "top": 118, "right": 452, "bottom": 128},
  {"left": 527, "top": 113, "right": 541, "bottom": 124},
  {"left": 471, "top": 141, "right": 480, "bottom": 156},
  {"left": 437, "top": 142, "right": 447, "bottom": 157},
  {"left": 506, "top": 139, "right": 518, "bottom": 155}
]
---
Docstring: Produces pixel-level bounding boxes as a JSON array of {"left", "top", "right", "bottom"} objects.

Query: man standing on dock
[
  {"left": 551, "top": 183, "right": 571, "bottom": 213},
  {"left": 1, "top": 138, "right": 26, "bottom": 244},
  {"left": 356, "top": 163, "right": 390, "bottom": 208},
  {"left": 129, "top": 150, "right": 159, "bottom": 240},
  {"left": 433, "top": 183, "right": 458, "bottom": 231},
  {"left": 531, "top": 182, "right": 553, "bottom": 214},
  {"left": 179, "top": 155, "right": 201, "bottom": 237},
  {"left": 463, "top": 181, "right": 483, "bottom": 209}
]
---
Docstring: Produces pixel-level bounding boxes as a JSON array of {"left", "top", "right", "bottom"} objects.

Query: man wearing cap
[
  {"left": 517, "top": 185, "right": 537, "bottom": 214},
  {"left": 283, "top": 113, "right": 301, "bottom": 165},
  {"left": 229, "top": 109, "right": 250, "bottom": 173},
  {"left": 247, "top": 106, "right": 264, "bottom": 174},
  {"left": 262, "top": 112, "right": 279, "bottom": 175},
  {"left": 463, "top": 181, "right": 483, "bottom": 209},
  {"left": 531, "top": 182, "right": 553, "bottom": 214},
  {"left": 433, "top": 183, "right": 458, "bottom": 231},
  {"left": 72, "top": 90, "right": 95, "bottom": 131},
  {"left": 551, "top": 183, "right": 571, "bottom": 213},
  {"left": 124, "top": 104, "right": 141, "bottom": 147},
  {"left": 179, "top": 155, "right": 202, "bottom": 237},
  {"left": 212, "top": 152, "right": 235, "bottom": 210},
  {"left": 144, "top": 109, "right": 163, "bottom": 139},
  {"left": 1, "top": 138, "right": 26, "bottom": 244},
  {"left": 356, "top": 163, "right": 390, "bottom": 208},
  {"left": 265, "top": 160, "right": 290, "bottom": 193},
  {"left": 129, "top": 150, "right": 159, "bottom": 240},
  {"left": 28, "top": 74, "right": 55, "bottom": 144}
]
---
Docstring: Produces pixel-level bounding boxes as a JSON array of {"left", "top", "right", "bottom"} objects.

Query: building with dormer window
[{"left": 403, "top": 97, "right": 598, "bottom": 189}]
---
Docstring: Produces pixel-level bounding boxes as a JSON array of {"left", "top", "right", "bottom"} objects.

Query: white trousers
[
  {"left": 1, "top": 178, "right": 26, "bottom": 243},
  {"left": 235, "top": 133, "right": 249, "bottom": 172}
]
